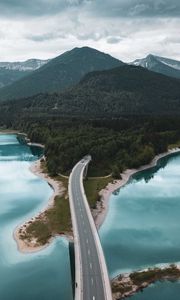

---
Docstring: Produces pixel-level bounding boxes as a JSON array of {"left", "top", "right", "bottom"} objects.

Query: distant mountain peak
[
  {"left": 0, "top": 58, "right": 50, "bottom": 89},
  {"left": 131, "top": 54, "right": 180, "bottom": 79},
  {"left": 0, "top": 58, "right": 49, "bottom": 72},
  {"left": 146, "top": 53, "right": 155, "bottom": 58}
]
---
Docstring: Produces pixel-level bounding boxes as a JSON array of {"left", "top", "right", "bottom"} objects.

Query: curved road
[{"left": 69, "top": 156, "right": 112, "bottom": 300}]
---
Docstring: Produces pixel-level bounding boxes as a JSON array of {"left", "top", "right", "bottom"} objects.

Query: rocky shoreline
[{"left": 112, "top": 264, "right": 180, "bottom": 300}]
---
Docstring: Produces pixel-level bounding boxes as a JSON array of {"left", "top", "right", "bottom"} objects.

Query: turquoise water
[
  {"left": 100, "top": 152, "right": 180, "bottom": 299},
  {"left": 0, "top": 134, "right": 73, "bottom": 300},
  {"left": 1, "top": 134, "right": 180, "bottom": 300},
  {"left": 127, "top": 281, "right": 180, "bottom": 300}
]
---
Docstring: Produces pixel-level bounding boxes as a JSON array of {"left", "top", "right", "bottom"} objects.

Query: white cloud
[{"left": 0, "top": 1, "right": 179, "bottom": 62}]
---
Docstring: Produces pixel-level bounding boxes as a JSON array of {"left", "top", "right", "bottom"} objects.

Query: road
[{"left": 69, "top": 156, "right": 112, "bottom": 300}]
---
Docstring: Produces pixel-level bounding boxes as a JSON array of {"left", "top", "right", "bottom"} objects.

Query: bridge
[{"left": 68, "top": 155, "right": 112, "bottom": 300}]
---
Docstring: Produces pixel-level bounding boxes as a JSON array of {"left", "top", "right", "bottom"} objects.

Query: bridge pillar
[
  {"left": 83, "top": 164, "right": 88, "bottom": 179},
  {"left": 68, "top": 242, "right": 75, "bottom": 298}
]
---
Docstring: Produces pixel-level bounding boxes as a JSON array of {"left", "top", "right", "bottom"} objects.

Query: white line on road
[{"left": 91, "top": 277, "right": 94, "bottom": 285}]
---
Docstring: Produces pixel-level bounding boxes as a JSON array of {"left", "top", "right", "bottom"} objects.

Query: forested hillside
[
  {"left": 2, "top": 65, "right": 180, "bottom": 117},
  {"left": 1, "top": 64, "right": 180, "bottom": 176},
  {"left": 0, "top": 47, "right": 123, "bottom": 100},
  {"left": 0, "top": 68, "right": 29, "bottom": 88}
]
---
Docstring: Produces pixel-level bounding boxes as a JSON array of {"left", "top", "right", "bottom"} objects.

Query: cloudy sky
[{"left": 0, "top": 0, "right": 179, "bottom": 62}]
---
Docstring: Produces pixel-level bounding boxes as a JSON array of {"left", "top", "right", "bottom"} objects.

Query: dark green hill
[
  {"left": 2, "top": 65, "right": 180, "bottom": 118},
  {"left": 0, "top": 47, "right": 123, "bottom": 101},
  {"left": 64, "top": 65, "right": 180, "bottom": 116},
  {"left": 0, "top": 68, "right": 29, "bottom": 88}
]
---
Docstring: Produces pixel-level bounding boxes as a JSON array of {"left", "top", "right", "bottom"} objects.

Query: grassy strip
[
  {"left": 20, "top": 193, "right": 72, "bottom": 245},
  {"left": 19, "top": 172, "right": 72, "bottom": 246},
  {"left": 19, "top": 162, "right": 113, "bottom": 246},
  {"left": 84, "top": 177, "right": 113, "bottom": 209}
]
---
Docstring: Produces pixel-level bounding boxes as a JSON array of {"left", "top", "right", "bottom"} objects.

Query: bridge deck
[{"left": 69, "top": 157, "right": 112, "bottom": 300}]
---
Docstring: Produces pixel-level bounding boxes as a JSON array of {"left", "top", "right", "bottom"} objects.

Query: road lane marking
[
  {"left": 88, "top": 249, "right": 90, "bottom": 256},
  {"left": 91, "top": 277, "right": 94, "bottom": 285},
  {"left": 90, "top": 262, "right": 92, "bottom": 269},
  {"left": 86, "top": 239, "right": 88, "bottom": 244}
]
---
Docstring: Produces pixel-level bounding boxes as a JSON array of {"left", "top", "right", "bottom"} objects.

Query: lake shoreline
[
  {"left": 14, "top": 146, "right": 180, "bottom": 253},
  {"left": 0, "top": 130, "right": 19, "bottom": 134},
  {"left": 14, "top": 159, "right": 72, "bottom": 253},
  {"left": 95, "top": 148, "right": 180, "bottom": 229}
]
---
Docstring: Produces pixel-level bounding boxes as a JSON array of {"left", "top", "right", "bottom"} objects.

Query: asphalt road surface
[{"left": 70, "top": 159, "right": 107, "bottom": 300}]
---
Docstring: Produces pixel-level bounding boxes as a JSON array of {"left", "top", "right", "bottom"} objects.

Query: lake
[
  {"left": 0, "top": 134, "right": 73, "bottom": 300},
  {"left": 100, "top": 151, "right": 180, "bottom": 299},
  {"left": 1, "top": 133, "right": 180, "bottom": 300}
]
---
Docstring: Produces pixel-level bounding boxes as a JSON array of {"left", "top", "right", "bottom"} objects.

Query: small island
[{"left": 112, "top": 264, "right": 180, "bottom": 299}]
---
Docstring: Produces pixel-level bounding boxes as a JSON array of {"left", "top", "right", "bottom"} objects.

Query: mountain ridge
[
  {"left": 0, "top": 47, "right": 124, "bottom": 101},
  {"left": 131, "top": 54, "right": 180, "bottom": 79},
  {"left": 0, "top": 58, "right": 49, "bottom": 88},
  {"left": 0, "top": 58, "right": 49, "bottom": 71}
]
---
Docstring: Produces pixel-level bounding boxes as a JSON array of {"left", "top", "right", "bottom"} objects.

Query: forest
[
  {"left": 1, "top": 112, "right": 180, "bottom": 177},
  {"left": 0, "top": 64, "right": 180, "bottom": 176},
  {"left": 1, "top": 65, "right": 180, "bottom": 118}
]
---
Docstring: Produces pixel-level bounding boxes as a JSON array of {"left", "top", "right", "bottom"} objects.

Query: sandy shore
[
  {"left": 0, "top": 130, "right": 19, "bottom": 134},
  {"left": 95, "top": 148, "right": 180, "bottom": 229},
  {"left": 14, "top": 147, "right": 180, "bottom": 253},
  {"left": 14, "top": 159, "right": 67, "bottom": 253},
  {"left": 27, "top": 142, "right": 45, "bottom": 148}
]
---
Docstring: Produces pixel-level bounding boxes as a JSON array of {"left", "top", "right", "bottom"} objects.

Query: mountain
[
  {"left": 0, "top": 47, "right": 124, "bottom": 101},
  {"left": 0, "top": 69, "right": 29, "bottom": 88},
  {"left": 0, "top": 59, "right": 49, "bottom": 72},
  {"left": 3, "top": 65, "right": 180, "bottom": 118},
  {"left": 0, "top": 59, "right": 49, "bottom": 88},
  {"left": 131, "top": 54, "right": 180, "bottom": 79}
]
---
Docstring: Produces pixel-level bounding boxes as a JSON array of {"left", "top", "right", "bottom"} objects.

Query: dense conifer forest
[
  {"left": 1, "top": 63, "right": 180, "bottom": 176},
  {"left": 1, "top": 112, "right": 180, "bottom": 176}
]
